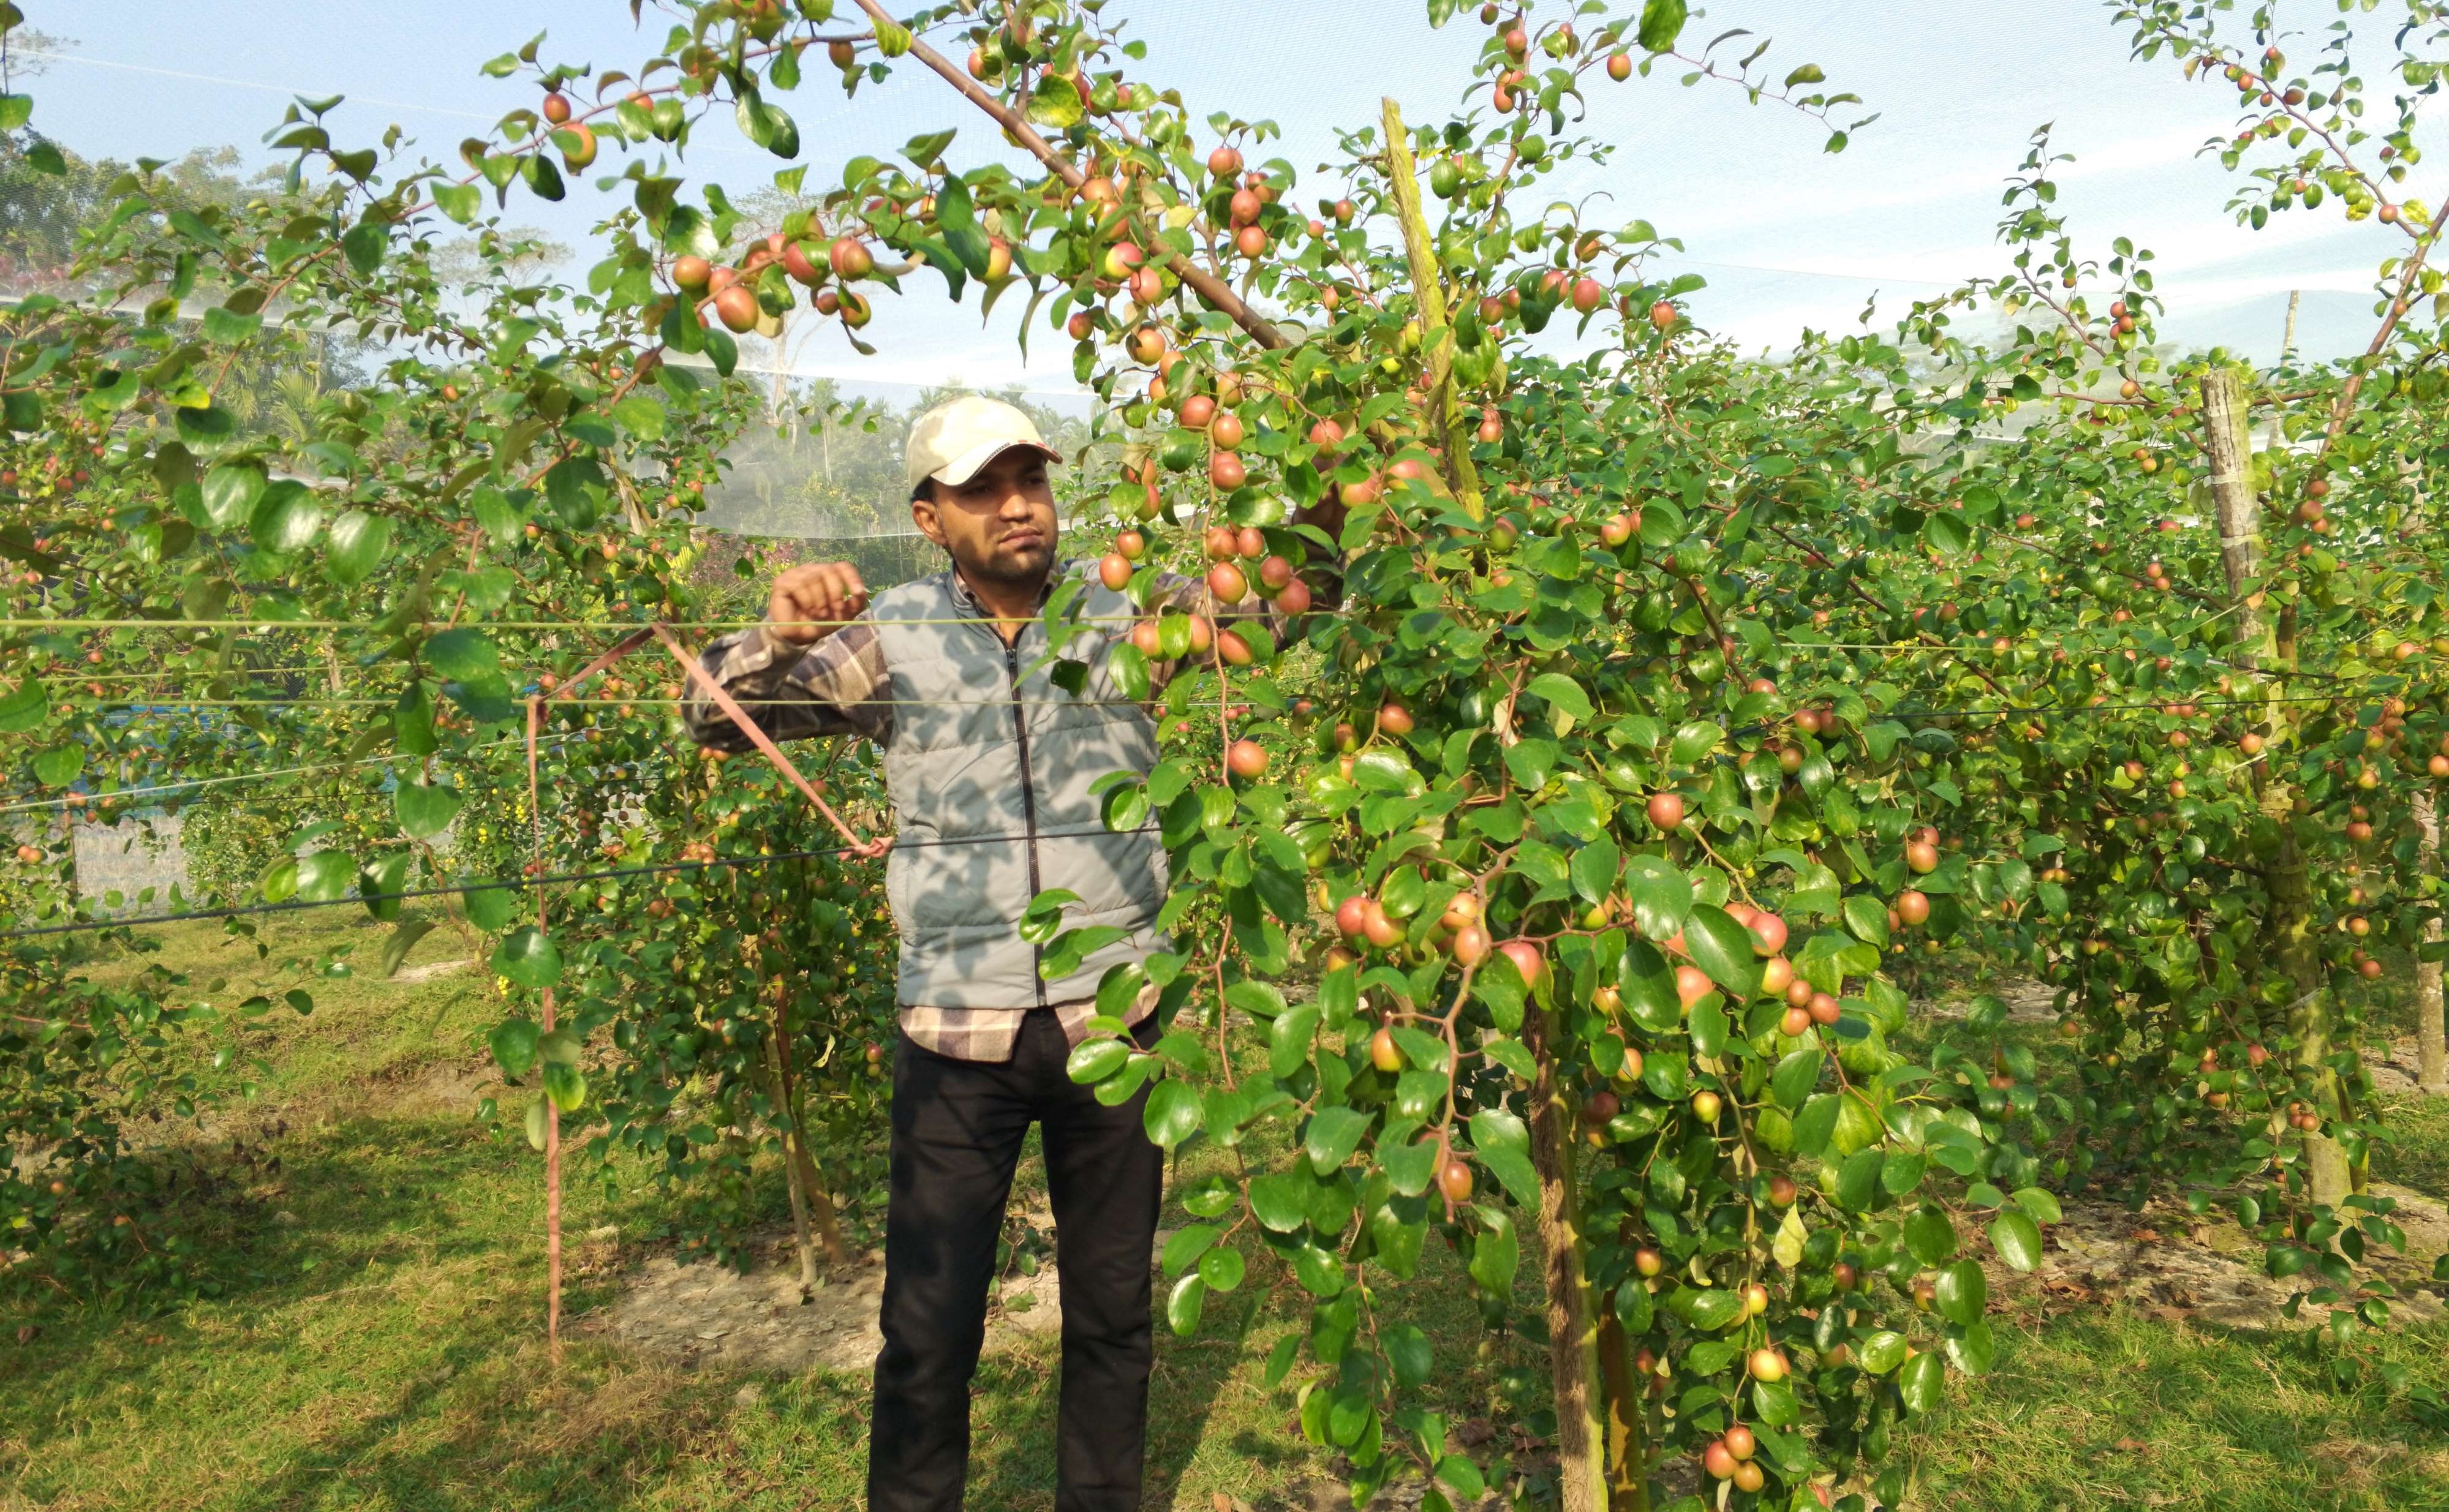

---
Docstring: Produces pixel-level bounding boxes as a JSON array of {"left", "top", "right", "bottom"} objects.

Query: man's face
[{"left": 911, "top": 446, "right": 1059, "bottom": 587}]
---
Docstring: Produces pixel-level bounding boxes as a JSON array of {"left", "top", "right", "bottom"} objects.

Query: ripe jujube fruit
[
  {"left": 1369, "top": 1025, "right": 1402, "bottom": 1072},
  {"left": 1206, "top": 562, "right": 1248, "bottom": 604},
  {"left": 541, "top": 91, "right": 572, "bottom": 124},
  {"left": 1098, "top": 554, "right": 1133, "bottom": 591},
  {"left": 1496, "top": 939, "right": 1546, "bottom": 990},
  {"left": 1226, "top": 739, "right": 1268, "bottom": 780},
  {"left": 1895, "top": 889, "right": 1932, "bottom": 927},
  {"left": 1646, "top": 792, "right": 1686, "bottom": 832},
  {"left": 713, "top": 285, "right": 759, "bottom": 332},
  {"left": 1378, "top": 702, "right": 1414, "bottom": 737},
  {"left": 1438, "top": 1157, "right": 1474, "bottom": 1202}
]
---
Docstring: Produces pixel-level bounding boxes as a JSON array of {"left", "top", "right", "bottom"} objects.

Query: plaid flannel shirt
[{"left": 683, "top": 560, "right": 1291, "bottom": 1062}]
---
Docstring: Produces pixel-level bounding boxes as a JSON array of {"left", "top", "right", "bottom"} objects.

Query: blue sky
[{"left": 25, "top": 1, "right": 2435, "bottom": 399}]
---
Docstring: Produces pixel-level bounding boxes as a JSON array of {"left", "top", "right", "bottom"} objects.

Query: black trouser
[{"left": 868, "top": 1010, "right": 1164, "bottom": 1512}]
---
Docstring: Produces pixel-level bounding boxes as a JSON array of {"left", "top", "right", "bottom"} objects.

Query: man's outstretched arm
[{"left": 681, "top": 559, "right": 895, "bottom": 750}]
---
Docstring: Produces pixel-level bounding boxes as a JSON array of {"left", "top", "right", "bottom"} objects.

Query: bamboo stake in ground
[
  {"left": 2417, "top": 791, "right": 2445, "bottom": 1094},
  {"left": 2200, "top": 367, "right": 2350, "bottom": 1205},
  {"left": 1379, "top": 97, "right": 1487, "bottom": 521}
]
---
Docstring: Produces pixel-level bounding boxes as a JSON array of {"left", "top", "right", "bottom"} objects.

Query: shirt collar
[{"left": 948, "top": 562, "right": 1064, "bottom": 616}]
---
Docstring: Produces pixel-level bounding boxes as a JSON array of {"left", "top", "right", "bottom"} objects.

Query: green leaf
[
  {"left": 1162, "top": 1224, "right": 1219, "bottom": 1275},
  {"left": 1835, "top": 1148, "right": 1884, "bottom": 1211},
  {"left": 1291, "top": 1243, "right": 1344, "bottom": 1296},
  {"left": 394, "top": 781, "right": 461, "bottom": 840},
  {"left": 425, "top": 626, "right": 500, "bottom": 682},
  {"left": 1304, "top": 1105, "right": 1371, "bottom": 1172},
  {"left": 1198, "top": 1244, "right": 1245, "bottom": 1292},
  {"left": 200, "top": 462, "right": 266, "bottom": 530},
  {"left": 1526, "top": 672, "right": 1591, "bottom": 724},
  {"left": 2010, "top": 1187, "right": 2064, "bottom": 1225},
  {"left": 1934, "top": 1258, "right": 1987, "bottom": 1326},
  {"left": 1637, "top": 0, "right": 1688, "bottom": 51},
  {"left": 341, "top": 220, "right": 387, "bottom": 274},
  {"left": 1688, "top": 995, "right": 1726, "bottom": 1057},
  {"left": 1570, "top": 837, "right": 1621, "bottom": 909},
  {"left": 0, "top": 678, "right": 46, "bottom": 732},
  {"left": 1988, "top": 1209, "right": 2043, "bottom": 1272},
  {"left": 432, "top": 182, "right": 480, "bottom": 224},
  {"left": 379, "top": 919, "right": 437, "bottom": 978},
  {"left": 1923, "top": 510, "right": 1972, "bottom": 557},
  {"left": 1466, "top": 1109, "right": 1539, "bottom": 1209},
  {"left": 491, "top": 925, "right": 564, "bottom": 990},
  {"left": 490, "top": 1018, "right": 541, "bottom": 1079},
  {"left": 1843, "top": 892, "right": 1891, "bottom": 948},
  {"left": 325, "top": 509, "right": 391, "bottom": 585},
  {"left": 1622, "top": 855, "right": 1692, "bottom": 944},
  {"left": 1248, "top": 1172, "right": 1313, "bottom": 1232},
  {"left": 1269, "top": 1002, "right": 1321, "bottom": 1079},
  {"left": 1143, "top": 1078, "right": 1201, "bottom": 1149},
  {"left": 202, "top": 304, "right": 263, "bottom": 344},
  {"left": 1857, "top": 1330, "right": 1907, "bottom": 1374},
  {"left": 1898, "top": 1348, "right": 1946, "bottom": 1415},
  {"left": 1673, "top": 1286, "right": 1744, "bottom": 1330},
  {"left": 295, "top": 850, "right": 354, "bottom": 903},
  {"left": 1668, "top": 718, "right": 1721, "bottom": 765},
  {"left": 1384, "top": 1323, "right": 1432, "bottom": 1388},
  {"left": 31, "top": 742, "right": 83, "bottom": 788},
  {"left": 1770, "top": 1047, "right": 1822, "bottom": 1109},
  {"left": 1682, "top": 903, "right": 1762, "bottom": 1000},
  {"left": 249, "top": 480, "right": 322, "bottom": 554},
  {"left": 1904, "top": 1203, "right": 1958, "bottom": 1266},
  {"left": 542, "top": 1059, "right": 586, "bottom": 1111},
  {"left": 1066, "top": 1036, "right": 1130, "bottom": 1085},
  {"left": 461, "top": 882, "right": 520, "bottom": 933},
  {"left": 1468, "top": 1206, "right": 1517, "bottom": 1298},
  {"left": 358, "top": 851, "right": 409, "bottom": 922},
  {"left": 1947, "top": 1318, "right": 1996, "bottom": 1377}
]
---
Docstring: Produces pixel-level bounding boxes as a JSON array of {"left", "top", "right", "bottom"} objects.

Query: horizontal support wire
[
  {"left": 0, "top": 826, "right": 1156, "bottom": 942},
  {"left": 1, "top": 685, "right": 2366, "bottom": 819}
]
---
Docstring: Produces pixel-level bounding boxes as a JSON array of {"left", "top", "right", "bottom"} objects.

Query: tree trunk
[
  {"left": 2418, "top": 790, "right": 2446, "bottom": 1094},
  {"left": 2200, "top": 367, "right": 2350, "bottom": 1206},
  {"left": 1523, "top": 1006, "right": 1607, "bottom": 1512}
]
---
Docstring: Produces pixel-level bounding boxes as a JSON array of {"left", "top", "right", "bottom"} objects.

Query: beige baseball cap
[{"left": 904, "top": 395, "right": 1062, "bottom": 497}]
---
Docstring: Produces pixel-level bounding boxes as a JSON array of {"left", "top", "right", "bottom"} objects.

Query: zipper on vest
[{"left": 1004, "top": 641, "right": 1049, "bottom": 1008}]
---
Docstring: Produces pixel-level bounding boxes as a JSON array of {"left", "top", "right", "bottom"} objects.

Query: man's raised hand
[{"left": 766, "top": 561, "right": 870, "bottom": 645}]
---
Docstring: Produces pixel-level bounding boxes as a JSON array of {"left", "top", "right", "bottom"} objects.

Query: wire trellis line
[{"left": 0, "top": 826, "right": 1156, "bottom": 942}]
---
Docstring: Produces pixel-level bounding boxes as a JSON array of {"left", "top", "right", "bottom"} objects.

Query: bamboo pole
[
  {"left": 2417, "top": 791, "right": 2445, "bottom": 1094},
  {"left": 2199, "top": 367, "right": 2350, "bottom": 1205},
  {"left": 1379, "top": 97, "right": 1487, "bottom": 521}
]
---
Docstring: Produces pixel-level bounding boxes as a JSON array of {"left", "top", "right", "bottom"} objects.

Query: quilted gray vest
[{"left": 872, "top": 563, "right": 1168, "bottom": 1007}]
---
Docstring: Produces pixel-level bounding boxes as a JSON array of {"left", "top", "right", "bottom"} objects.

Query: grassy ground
[{"left": 3, "top": 917, "right": 2447, "bottom": 1510}]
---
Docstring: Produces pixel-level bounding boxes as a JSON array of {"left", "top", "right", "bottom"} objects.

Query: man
[{"left": 682, "top": 394, "right": 1327, "bottom": 1512}]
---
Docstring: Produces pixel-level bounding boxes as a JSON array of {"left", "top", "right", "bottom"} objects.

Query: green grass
[{"left": 4, "top": 918, "right": 2449, "bottom": 1510}]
